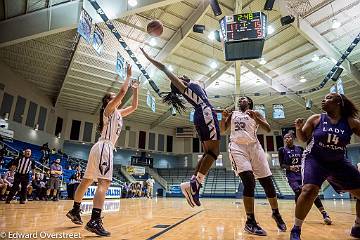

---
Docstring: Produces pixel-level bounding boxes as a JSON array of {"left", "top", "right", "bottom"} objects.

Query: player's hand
[
  {"left": 294, "top": 118, "right": 305, "bottom": 129},
  {"left": 289, "top": 165, "right": 297, "bottom": 172},
  {"left": 126, "top": 64, "right": 132, "bottom": 78},
  {"left": 131, "top": 80, "right": 140, "bottom": 89}
]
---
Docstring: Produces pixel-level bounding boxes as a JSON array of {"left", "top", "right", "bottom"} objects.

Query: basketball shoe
[
  {"left": 244, "top": 220, "right": 267, "bottom": 236},
  {"left": 85, "top": 217, "right": 110, "bottom": 237},
  {"left": 66, "top": 208, "right": 83, "bottom": 225},
  {"left": 290, "top": 226, "right": 301, "bottom": 240}
]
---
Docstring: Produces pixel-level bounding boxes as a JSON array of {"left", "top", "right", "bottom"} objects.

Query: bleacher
[
  {"left": 202, "top": 168, "right": 238, "bottom": 197},
  {"left": 157, "top": 168, "right": 194, "bottom": 186}
]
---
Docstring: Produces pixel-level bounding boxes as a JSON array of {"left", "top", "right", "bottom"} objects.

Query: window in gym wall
[
  {"left": 266, "top": 135, "right": 275, "bottom": 152},
  {"left": 83, "top": 122, "right": 93, "bottom": 142},
  {"left": 25, "top": 101, "right": 38, "bottom": 128},
  {"left": 0, "top": 92, "right": 14, "bottom": 119},
  {"left": 257, "top": 134, "right": 265, "bottom": 149},
  {"left": 275, "top": 135, "right": 283, "bottom": 149},
  {"left": 192, "top": 138, "right": 200, "bottom": 153},
  {"left": 148, "top": 132, "right": 156, "bottom": 150},
  {"left": 55, "top": 117, "right": 63, "bottom": 137},
  {"left": 128, "top": 131, "right": 136, "bottom": 148},
  {"left": 158, "top": 134, "right": 164, "bottom": 152},
  {"left": 13, "top": 96, "right": 26, "bottom": 123},
  {"left": 37, "top": 106, "right": 47, "bottom": 131},
  {"left": 70, "top": 120, "right": 81, "bottom": 140},
  {"left": 138, "top": 131, "right": 146, "bottom": 149},
  {"left": 166, "top": 135, "right": 173, "bottom": 152},
  {"left": 216, "top": 154, "right": 223, "bottom": 167}
]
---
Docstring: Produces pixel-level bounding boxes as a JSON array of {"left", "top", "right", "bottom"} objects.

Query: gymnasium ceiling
[{"left": 0, "top": 0, "right": 360, "bottom": 130}]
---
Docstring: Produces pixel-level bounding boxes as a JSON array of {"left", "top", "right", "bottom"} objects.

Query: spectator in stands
[
  {"left": 146, "top": 176, "right": 155, "bottom": 199},
  {"left": 32, "top": 172, "right": 46, "bottom": 200},
  {"left": 67, "top": 165, "right": 82, "bottom": 200},
  {"left": 3, "top": 165, "right": 16, "bottom": 197},
  {"left": 6, "top": 148, "right": 35, "bottom": 204},
  {"left": 0, "top": 145, "right": 8, "bottom": 168},
  {"left": 40, "top": 143, "right": 50, "bottom": 166},
  {"left": 0, "top": 177, "right": 7, "bottom": 200},
  {"left": 46, "top": 158, "right": 63, "bottom": 201}
]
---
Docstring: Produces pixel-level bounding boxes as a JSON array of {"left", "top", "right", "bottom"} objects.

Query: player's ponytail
[
  {"left": 339, "top": 94, "right": 359, "bottom": 118},
  {"left": 162, "top": 83, "right": 187, "bottom": 113},
  {"left": 98, "top": 93, "right": 113, "bottom": 133}
]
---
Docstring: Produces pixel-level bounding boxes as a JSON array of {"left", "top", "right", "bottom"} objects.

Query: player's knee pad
[
  {"left": 258, "top": 176, "right": 276, "bottom": 198},
  {"left": 239, "top": 171, "right": 255, "bottom": 197}
]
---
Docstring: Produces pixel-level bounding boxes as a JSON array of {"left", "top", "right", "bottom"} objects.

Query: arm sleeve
[{"left": 278, "top": 148, "right": 290, "bottom": 170}]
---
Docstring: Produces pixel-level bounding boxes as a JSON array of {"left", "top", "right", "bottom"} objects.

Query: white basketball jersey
[
  {"left": 230, "top": 110, "right": 259, "bottom": 144},
  {"left": 100, "top": 109, "right": 123, "bottom": 147}
]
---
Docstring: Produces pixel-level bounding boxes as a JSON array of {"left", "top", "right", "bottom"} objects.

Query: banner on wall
[
  {"left": 116, "top": 52, "right": 127, "bottom": 80},
  {"left": 254, "top": 104, "right": 266, "bottom": 118},
  {"left": 330, "top": 85, "right": 337, "bottom": 93},
  {"left": 337, "top": 79, "right": 344, "bottom": 94},
  {"left": 77, "top": 8, "right": 92, "bottom": 43},
  {"left": 83, "top": 186, "right": 121, "bottom": 199},
  {"left": 272, "top": 104, "right": 285, "bottom": 119},
  {"left": 92, "top": 24, "right": 104, "bottom": 54},
  {"left": 126, "top": 165, "right": 145, "bottom": 175}
]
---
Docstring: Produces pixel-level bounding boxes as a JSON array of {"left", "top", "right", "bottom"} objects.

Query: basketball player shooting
[
  {"left": 66, "top": 64, "right": 139, "bottom": 236},
  {"left": 221, "top": 96, "right": 286, "bottom": 236},
  {"left": 140, "top": 47, "right": 220, "bottom": 208}
]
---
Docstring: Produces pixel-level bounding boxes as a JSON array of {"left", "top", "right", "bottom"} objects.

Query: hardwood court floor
[{"left": 0, "top": 198, "right": 357, "bottom": 240}]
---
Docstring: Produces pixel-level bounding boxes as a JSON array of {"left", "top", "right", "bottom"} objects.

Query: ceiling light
[
  {"left": 82, "top": 142, "right": 85, "bottom": 145},
  {"left": 168, "top": 65, "right": 174, "bottom": 72},
  {"left": 210, "top": 61, "right": 218, "bottom": 69},
  {"left": 332, "top": 19, "right": 341, "bottom": 29},
  {"left": 128, "top": 0, "right": 137, "bottom": 7},
  {"left": 149, "top": 38, "right": 157, "bottom": 47},
  {"left": 300, "top": 76, "right": 307, "bottom": 83},
  {"left": 208, "top": 31, "right": 215, "bottom": 41},
  {"left": 259, "top": 58, "right": 267, "bottom": 65},
  {"left": 267, "top": 25, "right": 275, "bottom": 35},
  {"left": 311, "top": 54, "right": 320, "bottom": 62}
]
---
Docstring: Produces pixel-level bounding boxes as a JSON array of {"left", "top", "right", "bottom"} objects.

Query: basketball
[{"left": 147, "top": 20, "right": 163, "bottom": 37}]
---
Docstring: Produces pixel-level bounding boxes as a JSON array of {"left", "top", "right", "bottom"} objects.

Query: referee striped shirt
[{"left": 15, "top": 157, "right": 35, "bottom": 174}]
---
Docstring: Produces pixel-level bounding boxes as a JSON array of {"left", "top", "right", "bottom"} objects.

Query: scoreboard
[
  {"left": 220, "top": 12, "right": 267, "bottom": 42},
  {"left": 220, "top": 12, "right": 267, "bottom": 61}
]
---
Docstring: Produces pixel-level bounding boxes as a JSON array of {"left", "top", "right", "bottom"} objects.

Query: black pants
[{"left": 7, "top": 173, "right": 29, "bottom": 202}]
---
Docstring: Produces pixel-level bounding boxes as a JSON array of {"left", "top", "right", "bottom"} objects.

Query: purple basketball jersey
[
  {"left": 281, "top": 146, "right": 303, "bottom": 180},
  {"left": 306, "top": 113, "right": 352, "bottom": 161}
]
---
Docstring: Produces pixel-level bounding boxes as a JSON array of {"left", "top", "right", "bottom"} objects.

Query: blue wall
[{"left": 63, "top": 141, "right": 189, "bottom": 168}]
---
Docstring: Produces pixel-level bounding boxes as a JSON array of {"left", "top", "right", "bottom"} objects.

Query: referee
[{"left": 6, "top": 148, "right": 35, "bottom": 204}]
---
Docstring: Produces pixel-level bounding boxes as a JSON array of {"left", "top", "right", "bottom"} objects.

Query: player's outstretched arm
[
  {"left": 295, "top": 114, "right": 321, "bottom": 142},
  {"left": 119, "top": 82, "right": 139, "bottom": 117},
  {"left": 247, "top": 110, "right": 271, "bottom": 132},
  {"left": 140, "top": 48, "right": 186, "bottom": 93},
  {"left": 105, "top": 64, "right": 132, "bottom": 117},
  {"left": 348, "top": 117, "right": 360, "bottom": 137},
  {"left": 220, "top": 109, "right": 232, "bottom": 134}
]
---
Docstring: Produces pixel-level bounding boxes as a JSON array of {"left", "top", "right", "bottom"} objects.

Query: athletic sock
[
  {"left": 246, "top": 213, "right": 256, "bottom": 223},
  {"left": 91, "top": 208, "right": 102, "bottom": 220},
  {"left": 294, "top": 218, "right": 304, "bottom": 227},
  {"left": 73, "top": 201, "right": 81, "bottom": 211},
  {"left": 272, "top": 208, "right": 280, "bottom": 215},
  {"left": 196, "top": 173, "right": 205, "bottom": 186}
]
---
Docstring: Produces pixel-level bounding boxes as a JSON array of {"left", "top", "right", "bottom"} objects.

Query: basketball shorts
[
  {"left": 228, "top": 141, "right": 272, "bottom": 179},
  {"left": 194, "top": 105, "right": 220, "bottom": 141},
  {"left": 83, "top": 141, "right": 114, "bottom": 181},
  {"left": 286, "top": 172, "right": 302, "bottom": 192},
  {"left": 302, "top": 154, "right": 360, "bottom": 193}
]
